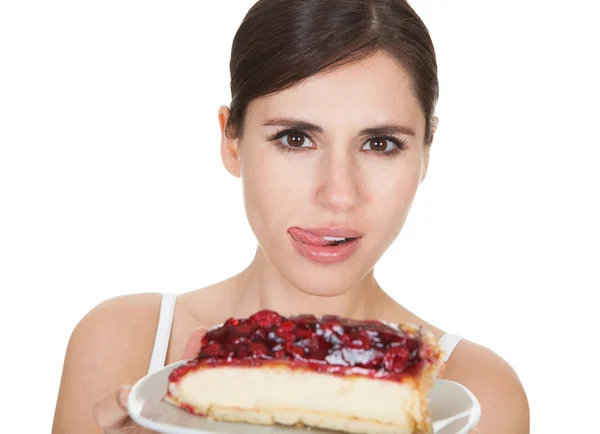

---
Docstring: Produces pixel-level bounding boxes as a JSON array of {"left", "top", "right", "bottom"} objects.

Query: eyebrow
[{"left": 262, "top": 117, "right": 416, "bottom": 137}]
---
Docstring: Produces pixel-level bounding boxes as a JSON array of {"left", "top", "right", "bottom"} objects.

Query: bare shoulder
[
  {"left": 52, "top": 292, "right": 163, "bottom": 434},
  {"left": 67, "top": 292, "right": 164, "bottom": 366},
  {"left": 443, "top": 339, "right": 530, "bottom": 434}
]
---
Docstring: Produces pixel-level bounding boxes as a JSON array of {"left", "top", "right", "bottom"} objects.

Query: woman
[{"left": 52, "top": 0, "right": 529, "bottom": 433}]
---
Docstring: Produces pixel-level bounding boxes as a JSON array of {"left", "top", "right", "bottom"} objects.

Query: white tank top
[{"left": 147, "top": 293, "right": 463, "bottom": 375}]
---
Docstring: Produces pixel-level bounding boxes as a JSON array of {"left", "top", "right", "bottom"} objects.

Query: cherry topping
[
  {"left": 251, "top": 327, "right": 267, "bottom": 341},
  {"left": 285, "top": 341, "right": 305, "bottom": 358},
  {"left": 236, "top": 346, "right": 253, "bottom": 358},
  {"left": 231, "top": 335, "right": 249, "bottom": 345},
  {"left": 347, "top": 333, "right": 371, "bottom": 349},
  {"left": 204, "top": 327, "right": 230, "bottom": 343},
  {"left": 203, "top": 342, "right": 224, "bottom": 357},
  {"left": 277, "top": 320, "right": 296, "bottom": 334},
  {"left": 224, "top": 318, "right": 239, "bottom": 327},
  {"left": 248, "top": 310, "right": 282, "bottom": 328},
  {"left": 249, "top": 342, "right": 269, "bottom": 357},
  {"left": 173, "top": 309, "right": 431, "bottom": 383},
  {"left": 383, "top": 347, "right": 411, "bottom": 373},
  {"left": 235, "top": 322, "right": 254, "bottom": 335},
  {"left": 296, "top": 328, "right": 313, "bottom": 339},
  {"left": 294, "top": 314, "right": 318, "bottom": 325}
]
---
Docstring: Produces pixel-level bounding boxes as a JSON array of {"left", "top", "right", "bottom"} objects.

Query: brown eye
[
  {"left": 282, "top": 131, "right": 311, "bottom": 148},
  {"left": 369, "top": 138, "right": 387, "bottom": 151},
  {"left": 363, "top": 138, "right": 395, "bottom": 152}
]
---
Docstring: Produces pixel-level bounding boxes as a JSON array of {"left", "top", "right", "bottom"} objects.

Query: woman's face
[{"left": 221, "top": 51, "right": 430, "bottom": 296}]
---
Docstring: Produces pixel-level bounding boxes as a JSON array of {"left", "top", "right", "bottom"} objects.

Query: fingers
[
  {"left": 93, "top": 327, "right": 205, "bottom": 433},
  {"left": 117, "top": 385, "right": 131, "bottom": 412},
  {"left": 182, "top": 326, "right": 207, "bottom": 360},
  {"left": 93, "top": 385, "right": 133, "bottom": 432}
]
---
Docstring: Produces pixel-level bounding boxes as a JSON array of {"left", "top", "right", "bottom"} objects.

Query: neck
[{"left": 230, "top": 246, "right": 386, "bottom": 320}]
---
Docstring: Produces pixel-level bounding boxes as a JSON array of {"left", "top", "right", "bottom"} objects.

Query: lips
[
  {"left": 288, "top": 227, "right": 362, "bottom": 246},
  {"left": 287, "top": 227, "right": 363, "bottom": 264}
]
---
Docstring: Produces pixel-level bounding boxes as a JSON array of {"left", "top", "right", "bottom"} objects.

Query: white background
[{"left": 1, "top": 0, "right": 598, "bottom": 432}]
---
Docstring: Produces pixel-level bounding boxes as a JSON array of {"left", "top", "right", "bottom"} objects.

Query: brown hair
[{"left": 225, "top": 0, "right": 439, "bottom": 146}]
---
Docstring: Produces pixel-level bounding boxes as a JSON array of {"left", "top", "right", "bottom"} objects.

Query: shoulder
[
  {"left": 53, "top": 292, "right": 163, "bottom": 433},
  {"left": 442, "top": 339, "right": 530, "bottom": 434},
  {"left": 81, "top": 292, "right": 163, "bottom": 327},
  {"left": 70, "top": 292, "right": 164, "bottom": 360}
]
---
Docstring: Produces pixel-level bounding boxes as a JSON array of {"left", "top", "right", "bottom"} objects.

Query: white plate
[{"left": 128, "top": 361, "right": 480, "bottom": 434}]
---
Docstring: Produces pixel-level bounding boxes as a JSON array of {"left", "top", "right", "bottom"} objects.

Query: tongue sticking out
[{"left": 288, "top": 227, "right": 354, "bottom": 246}]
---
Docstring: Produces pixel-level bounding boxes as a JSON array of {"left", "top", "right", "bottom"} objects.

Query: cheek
[
  {"left": 240, "top": 148, "right": 308, "bottom": 233},
  {"left": 361, "top": 157, "right": 423, "bottom": 236}
]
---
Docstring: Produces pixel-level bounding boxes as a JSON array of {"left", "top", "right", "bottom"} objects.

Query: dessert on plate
[{"left": 165, "top": 310, "right": 444, "bottom": 434}]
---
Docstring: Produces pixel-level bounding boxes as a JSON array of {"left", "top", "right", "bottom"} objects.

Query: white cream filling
[{"left": 169, "top": 366, "right": 426, "bottom": 427}]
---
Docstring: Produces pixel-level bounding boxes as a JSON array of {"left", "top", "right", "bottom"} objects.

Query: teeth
[{"left": 323, "top": 236, "right": 347, "bottom": 241}]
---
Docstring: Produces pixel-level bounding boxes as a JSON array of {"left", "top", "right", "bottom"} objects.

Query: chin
[
  {"left": 254, "top": 231, "right": 379, "bottom": 299},
  {"left": 277, "top": 258, "right": 373, "bottom": 298}
]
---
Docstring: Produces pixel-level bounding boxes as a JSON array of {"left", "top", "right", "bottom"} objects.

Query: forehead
[{"left": 246, "top": 51, "right": 424, "bottom": 136}]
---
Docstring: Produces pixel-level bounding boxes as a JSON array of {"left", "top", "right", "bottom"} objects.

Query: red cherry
[
  {"left": 383, "top": 347, "right": 410, "bottom": 373},
  {"left": 248, "top": 310, "right": 282, "bottom": 328},
  {"left": 200, "top": 335, "right": 209, "bottom": 347},
  {"left": 251, "top": 327, "right": 267, "bottom": 341},
  {"left": 310, "top": 349, "right": 329, "bottom": 361},
  {"left": 358, "top": 328, "right": 376, "bottom": 339},
  {"left": 236, "top": 346, "right": 253, "bottom": 358},
  {"left": 347, "top": 333, "right": 371, "bottom": 349},
  {"left": 285, "top": 341, "right": 305, "bottom": 358},
  {"left": 235, "top": 322, "right": 254, "bottom": 335},
  {"left": 277, "top": 320, "right": 296, "bottom": 333},
  {"left": 319, "top": 322, "right": 335, "bottom": 332},
  {"left": 205, "top": 327, "right": 229, "bottom": 343},
  {"left": 249, "top": 342, "right": 269, "bottom": 357},
  {"left": 296, "top": 327, "right": 313, "bottom": 339},
  {"left": 339, "top": 333, "right": 352, "bottom": 345},
  {"left": 232, "top": 336, "right": 249, "bottom": 345},
  {"left": 277, "top": 331, "right": 296, "bottom": 342},
  {"left": 202, "top": 342, "right": 224, "bottom": 356},
  {"left": 224, "top": 318, "right": 239, "bottom": 327}
]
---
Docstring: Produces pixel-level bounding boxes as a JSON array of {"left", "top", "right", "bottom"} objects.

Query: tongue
[{"left": 288, "top": 227, "right": 343, "bottom": 246}]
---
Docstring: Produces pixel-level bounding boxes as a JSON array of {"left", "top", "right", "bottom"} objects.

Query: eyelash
[{"left": 268, "top": 129, "right": 408, "bottom": 157}]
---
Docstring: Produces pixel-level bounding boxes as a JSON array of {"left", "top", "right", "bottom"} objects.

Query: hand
[
  {"left": 93, "top": 385, "right": 154, "bottom": 434},
  {"left": 92, "top": 327, "right": 207, "bottom": 433}
]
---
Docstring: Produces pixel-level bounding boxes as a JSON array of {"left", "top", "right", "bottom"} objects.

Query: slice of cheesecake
[{"left": 165, "top": 310, "right": 444, "bottom": 434}]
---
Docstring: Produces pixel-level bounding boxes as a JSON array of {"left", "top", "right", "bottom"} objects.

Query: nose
[{"left": 315, "top": 152, "right": 361, "bottom": 213}]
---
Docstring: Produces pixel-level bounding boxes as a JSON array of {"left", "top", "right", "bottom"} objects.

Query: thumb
[
  {"left": 182, "top": 327, "right": 207, "bottom": 360},
  {"left": 93, "top": 385, "right": 132, "bottom": 431}
]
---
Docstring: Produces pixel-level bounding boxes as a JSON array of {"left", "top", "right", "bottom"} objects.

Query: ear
[
  {"left": 431, "top": 116, "right": 439, "bottom": 137},
  {"left": 421, "top": 116, "right": 438, "bottom": 182},
  {"left": 219, "top": 105, "right": 241, "bottom": 178}
]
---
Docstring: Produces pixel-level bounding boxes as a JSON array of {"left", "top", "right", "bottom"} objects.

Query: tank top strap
[
  {"left": 438, "top": 333, "right": 463, "bottom": 362},
  {"left": 147, "top": 293, "right": 177, "bottom": 375}
]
